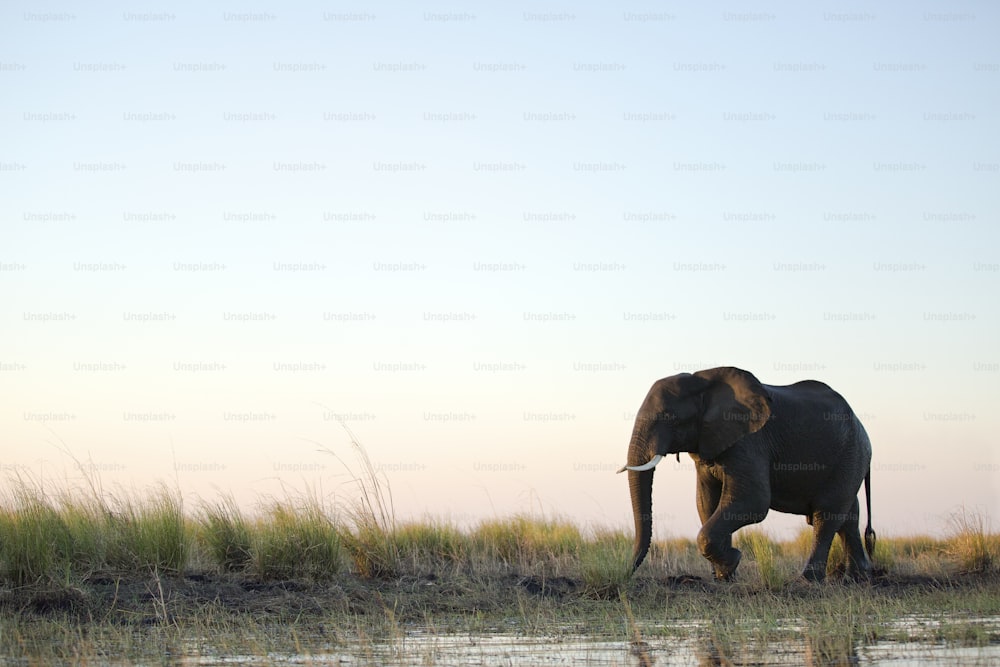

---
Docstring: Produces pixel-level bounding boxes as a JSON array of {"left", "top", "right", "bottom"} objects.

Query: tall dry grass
[
  {"left": 325, "top": 424, "right": 399, "bottom": 579},
  {"left": 735, "top": 529, "right": 784, "bottom": 588},
  {"left": 394, "top": 519, "right": 467, "bottom": 569},
  {"left": 0, "top": 474, "right": 188, "bottom": 585},
  {"left": 199, "top": 496, "right": 253, "bottom": 573},
  {"left": 471, "top": 515, "right": 582, "bottom": 565},
  {"left": 1, "top": 462, "right": 996, "bottom": 589},
  {"left": 252, "top": 497, "right": 342, "bottom": 581},
  {"left": 945, "top": 506, "right": 997, "bottom": 574}
]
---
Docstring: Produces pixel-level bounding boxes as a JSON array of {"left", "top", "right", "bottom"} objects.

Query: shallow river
[
  {"left": 173, "top": 617, "right": 1000, "bottom": 667},
  {"left": 175, "top": 634, "right": 1000, "bottom": 666},
  {"left": 6, "top": 616, "right": 1000, "bottom": 666}
]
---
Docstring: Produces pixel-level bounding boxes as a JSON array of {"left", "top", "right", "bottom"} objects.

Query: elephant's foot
[
  {"left": 801, "top": 562, "right": 827, "bottom": 582},
  {"left": 712, "top": 548, "right": 742, "bottom": 582},
  {"left": 846, "top": 561, "right": 874, "bottom": 583}
]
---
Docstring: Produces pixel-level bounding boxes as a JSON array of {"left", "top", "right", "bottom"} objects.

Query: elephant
[{"left": 618, "top": 367, "right": 874, "bottom": 582}]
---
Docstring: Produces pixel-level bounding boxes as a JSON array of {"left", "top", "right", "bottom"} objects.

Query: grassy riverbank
[
  {"left": 3, "top": 474, "right": 995, "bottom": 592},
  {"left": 1, "top": 473, "right": 998, "bottom": 664}
]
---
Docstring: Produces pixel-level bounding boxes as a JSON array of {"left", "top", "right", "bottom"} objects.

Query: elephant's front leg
[
  {"left": 696, "top": 520, "right": 742, "bottom": 581},
  {"left": 697, "top": 496, "right": 768, "bottom": 581},
  {"left": 696, "top": 469, "right": 723, "bottom": 525},
  {"left": 695, "top": 468, "right": 736, "bottom": 579}
]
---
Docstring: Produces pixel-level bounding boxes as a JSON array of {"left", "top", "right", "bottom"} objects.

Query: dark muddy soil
[{"left": 1, "top": 569, "right": 995, "bottom": 627}]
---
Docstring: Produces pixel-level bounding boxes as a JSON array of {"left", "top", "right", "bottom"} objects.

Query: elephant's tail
[{"left": 863, "top": 469, "right": 876, "bottom": 558}]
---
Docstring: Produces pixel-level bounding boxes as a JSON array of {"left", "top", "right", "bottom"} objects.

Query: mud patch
[
  {"left": 0, "top": 585, "right": 91, "bottom": 617},
  {"left": 517, "top": 575, "right": 579, "bottom": 597},
  {"left": 28, "top": 587, "right": 90, "bottom": 615},
  {"left": 4, "top": 568, "right": 999, "bottom": 632},
  {"left": 662, "top": 574, "right": 707, "bottom": 588}
]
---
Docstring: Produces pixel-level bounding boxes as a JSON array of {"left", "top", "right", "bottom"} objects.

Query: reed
[
  {"left": 734, "top": 528, "right": 783, "bottom": 589},
  {"left": 106, "top": 485, "right": 187, "bottom": 573},
  {"left": 0, "top": 477, "right": 187, "bottom": 583},
  {"left": 330, "top": 425, "right": 399, "bottom": 579},
  {"left": 945, "top": 506, "right": 996, "bottom": 574},
  {"left": 252, "top": 497, "right": 342, "bottom": 581},
  {"left": 0, "top": 482, "right": 71, "bottom": 585},
  {"left": 580, "top": 530, "right": 631, "bottom": 599},
  {"left": 471, "top": 514, "right": 582, "bottom": 568},
  {"left": 199, "top": 496, "right": 253, "bottom": 573},
  {"left": 1, "top": 472, "right": 998, "bottom": 596},
  {"left": 394, "top": 519, "right": 467, "bottom": 570}
]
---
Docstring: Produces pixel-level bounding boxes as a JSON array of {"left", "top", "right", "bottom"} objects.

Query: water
[
  {"left": 168, "top": 636, "right": 1000, "bottom": 666},
  {"left": 6, "top": 617, "right": 1000, "bottom": 666},
  {"left": 167, "top": 623, "right": 1000, "bottom": 667}
]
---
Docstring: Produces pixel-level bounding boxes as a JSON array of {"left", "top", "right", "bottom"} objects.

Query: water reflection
[
  {"left": 7, "top": 620, "right": 1000, "bottom": 666},
  {"left": 629, "top": 639, "right": 655, "bottom": 667},
  {"left": 693, "top": 637, "right": 728, "bottom": 666},
  {"left": 692, "top": 634, "right": 859, "bottom": 667},
  {"left": 802, "top": 633, "right": 860, "bottom": 667},
  {"left": 183, "top": 632, "right": 991, "bottom": 667},
  {"left": 695, "top": 636, "right": 862, "bottom": 667}
]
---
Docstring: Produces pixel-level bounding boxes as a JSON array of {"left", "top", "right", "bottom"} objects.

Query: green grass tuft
[
  {"left": 324, "top": 424, "right": 400, "bottom": 580},
  {"left": 106, "top": 486, "right": 188, "bottom": 573},
  {"left": 0, "top": 485, "right": 71, "bottom": 585},
  {"left": 200, "top": 496, "right": 253, "bottom": 573},
  {"left": 945, "top": 506, "right": 996, "bottom": 574},
  {"left": 0, "top": 479, "right": 188, "bottom": 582},
  {"left": 580, "top": 529, "right": 631, "bottom": 599},
  {"left": 2, "top": 467, "right": 1000, "bottom": 591},
  {"left": 826, "top": 533, "right": 845, "bottom": 576},
  {"left": 344, "top": 519, "right": 398, "bottom": 580},
  {"left": 472, "top": 515, "right": 582, "bottom": 567},
  {"left": 395, "top": 519, "right": 467, "bottom": 569},
  {"left": 253, "top": 498, "right": 342, "bottom": 581},
  {"left": 735, "top": 528, "right": 783, "bottom": 588}
]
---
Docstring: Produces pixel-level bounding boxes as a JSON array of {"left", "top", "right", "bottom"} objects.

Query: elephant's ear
[{"left": 694, "top": 367, "right": 772, "bottom": 460}]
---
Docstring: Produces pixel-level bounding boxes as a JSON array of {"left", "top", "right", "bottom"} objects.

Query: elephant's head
[{"left": 617, "top": 367, "right": 772, "bottom": 572}]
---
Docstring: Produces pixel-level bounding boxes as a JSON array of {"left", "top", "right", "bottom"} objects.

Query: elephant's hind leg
[
  {"left": 838, "top": 498, "right": 873, "bottom": 580},
  {"left": 803, "top": 507, "right": 848, "bottom": 582}
]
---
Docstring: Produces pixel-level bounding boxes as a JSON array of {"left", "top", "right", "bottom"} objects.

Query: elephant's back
[
  {"left": 769, "top": 379, "right": 839, "bottom": 396},
  {"left": 763, "top": 381, "right": 865, "bottom": 447},
  {"left": 764, "top": 380, "right": 853, "bottom": 416},
  {"left": 764, "top": 380, "right": 871, "bottom": 468}
]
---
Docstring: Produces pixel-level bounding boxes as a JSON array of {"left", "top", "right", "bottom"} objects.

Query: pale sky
[{"left": 2, "top": 1, "right": 998, "bottom": 540}]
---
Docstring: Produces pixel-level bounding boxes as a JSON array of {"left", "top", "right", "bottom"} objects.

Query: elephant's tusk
[{"left": 620, "top": 454, "right": 663, "bottom": 472}]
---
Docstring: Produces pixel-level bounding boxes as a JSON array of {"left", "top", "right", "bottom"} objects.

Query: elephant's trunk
[
  {"left": 619, "top": 418, "right": 670, "bottom": 572},
  {"left": 628, "top": 467, "right": 654, "bottom": 572},
  {"left": 626, "top": 424, "right": 667, "bottom": 572}
]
